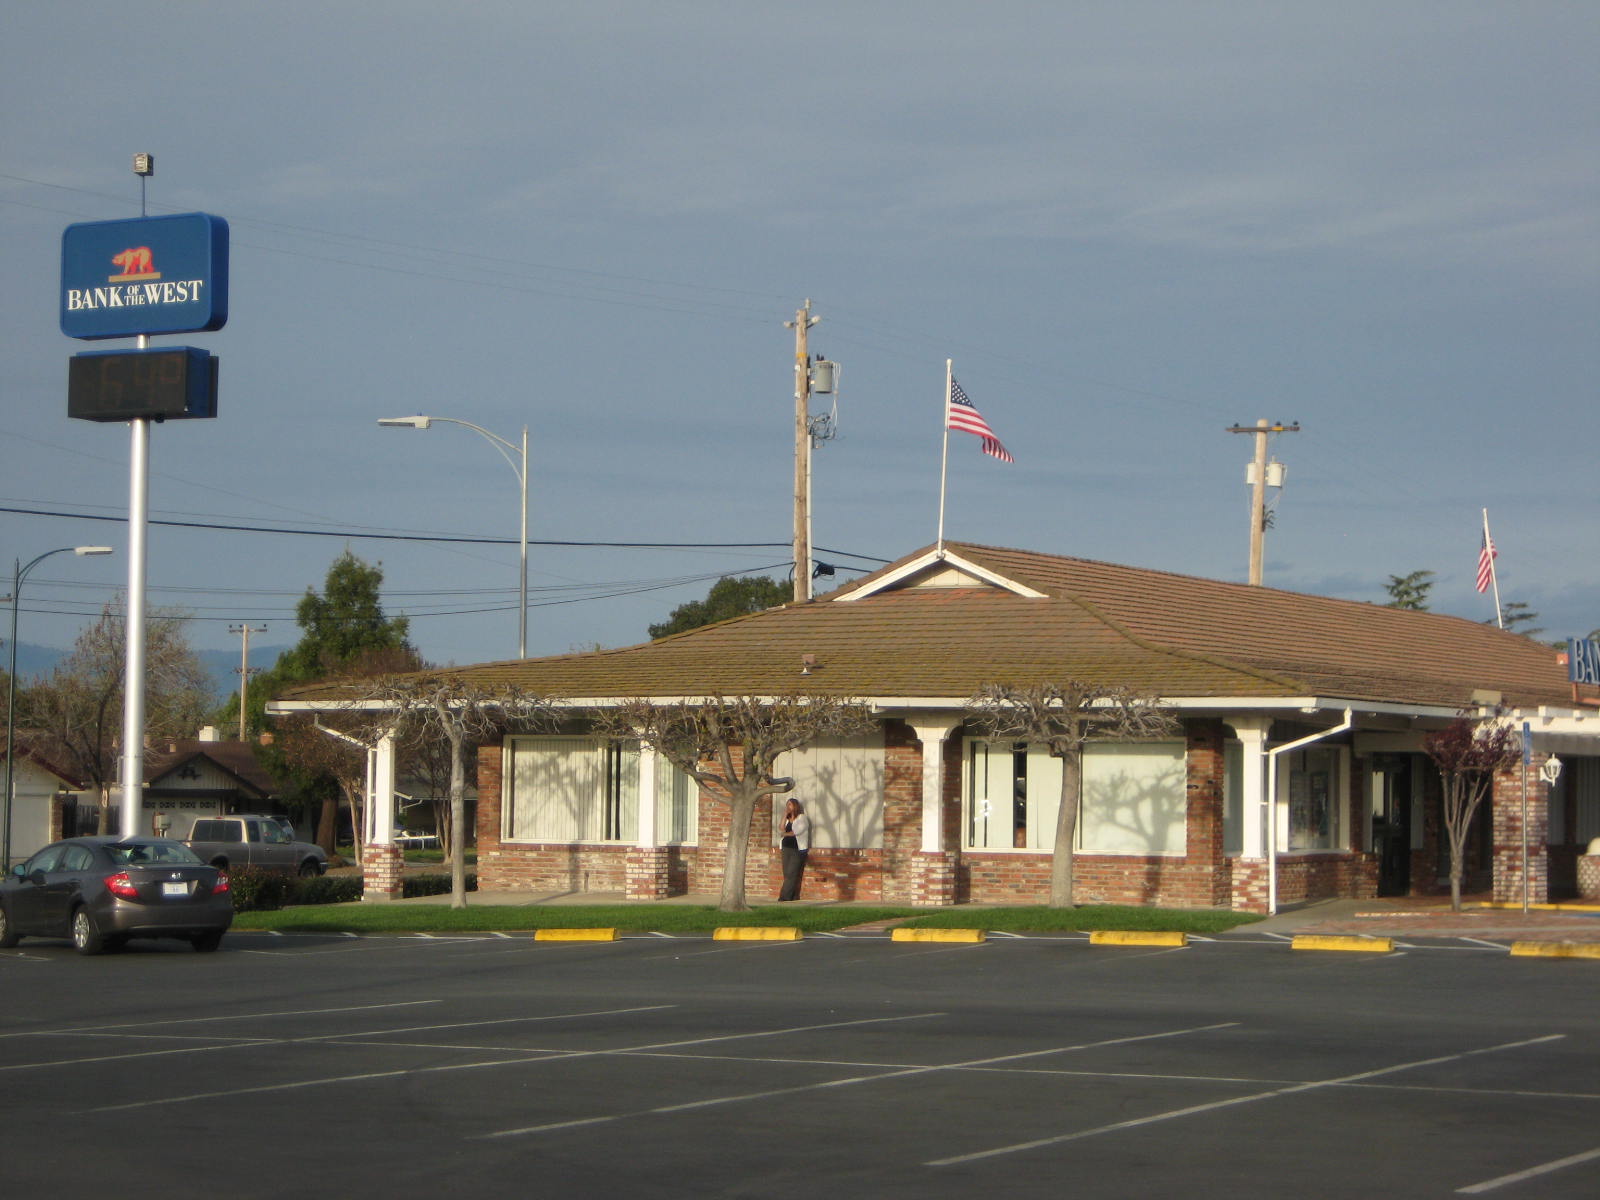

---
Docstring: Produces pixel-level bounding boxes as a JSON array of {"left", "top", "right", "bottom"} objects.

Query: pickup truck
[{"left": 184, "top": 815, "right": 328, "bottom": 877}]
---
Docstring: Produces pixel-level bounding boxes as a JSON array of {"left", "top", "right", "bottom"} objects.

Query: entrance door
[{"left": 1371, "top": 753, "right": 1412, "bottom": 896}]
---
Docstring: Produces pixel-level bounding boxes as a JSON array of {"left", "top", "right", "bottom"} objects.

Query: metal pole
[
  {"left": 4, "top": 558, "right": 22, "bottom": 870},
  {"left": 121, "top": 413, "right": 150, "bottom": 837},
  {"left": 518, "top": 425, "right": 528, "bottom": 659}
]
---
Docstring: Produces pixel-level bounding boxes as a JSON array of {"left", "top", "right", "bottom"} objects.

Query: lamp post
[
  {"left": 4, "top": 545, "right": 114, "bottom": 869},
  {"left": 378, "top": 415, "right": 529, "bottom": 659}
]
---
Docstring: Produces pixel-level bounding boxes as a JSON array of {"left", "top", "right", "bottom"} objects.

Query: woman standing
[{"left": 778, "top": 798, "right": 811, "bottom": 901}]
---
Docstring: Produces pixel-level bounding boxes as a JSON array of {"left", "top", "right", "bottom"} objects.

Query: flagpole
[
  {"left": 936, "top": 358, "right": 952, "bottom": 556},
  {"left": 1483, "top": 507, "right": 1503, "bottom": 628}
]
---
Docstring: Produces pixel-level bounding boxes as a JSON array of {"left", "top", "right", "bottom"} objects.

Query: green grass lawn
[{"left": 232, "top": 902, "right": 1261, "bottom": 937}]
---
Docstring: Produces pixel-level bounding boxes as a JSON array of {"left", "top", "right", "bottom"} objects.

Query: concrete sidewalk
[{"left": 1247, "top": 895, "right": 1600, "bottom": 941}]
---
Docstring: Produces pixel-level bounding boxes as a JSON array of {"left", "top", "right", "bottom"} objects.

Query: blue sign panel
[
  {"left": 61, "top": 213, "right": 228, "bottom": 340},
  {"left": 1569, "top": 638, "right": 1600, "bottom": 686}
]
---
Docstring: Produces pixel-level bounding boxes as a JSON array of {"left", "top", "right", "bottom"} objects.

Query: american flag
[
  {"left": 1476, "top": 531, "right": 1497, "bottom": 593},
  {"left": 946, "top": 377, "right": 1014, "bottom": 463}
]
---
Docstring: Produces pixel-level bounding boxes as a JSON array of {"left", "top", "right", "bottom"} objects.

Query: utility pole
[
  {"left": 229, "top": 622, "right": 267, "bottom": 740},
  {"left": 1226, "top": 420, "right": 1299, "bottom": 585},
  {"left": 786, "top": 300, "right": 819, "bottom": 603}
]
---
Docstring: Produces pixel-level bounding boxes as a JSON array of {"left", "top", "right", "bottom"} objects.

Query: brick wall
[{"left": 472, "top": 720, "right": 1389, "bottom": 912}]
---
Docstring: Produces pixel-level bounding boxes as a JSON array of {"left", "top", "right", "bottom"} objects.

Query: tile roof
[{"left": 277, "top": 542, "right": 1579, "bottom": 714}]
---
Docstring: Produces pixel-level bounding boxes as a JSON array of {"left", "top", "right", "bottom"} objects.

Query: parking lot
[{"left": 2, "top": 930, "right": 1597, "bottom": 1199}]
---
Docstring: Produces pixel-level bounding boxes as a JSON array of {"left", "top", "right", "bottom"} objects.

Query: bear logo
[{"left": 109, "top": 246, "right": 159, "bottom": 281}]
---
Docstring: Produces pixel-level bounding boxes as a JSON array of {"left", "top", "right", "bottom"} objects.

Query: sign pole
[{"left": 120, "top": 334, "right": 150, "bottom": 837}]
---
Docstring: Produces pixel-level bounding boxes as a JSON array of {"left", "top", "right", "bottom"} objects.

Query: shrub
[
  {"left": 289, "top": 874, "right": 364, "bottom": 906},
  {"left": 227, "top": 866, "right": 295, "bottom": 912},
  {"left": 402, "top": 873, "right": 477, "bottom": 897}
]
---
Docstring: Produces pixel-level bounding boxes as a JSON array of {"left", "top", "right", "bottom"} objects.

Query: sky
[{"left": 3, "top": 1, "right": 1596, "bottom": 686}]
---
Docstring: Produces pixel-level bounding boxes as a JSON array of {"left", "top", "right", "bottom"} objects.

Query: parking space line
[
  {"left": 928, "top": 1033, "right": 1565, "bottom": 1167},
  {"left": 0, "top": 999, "right": 438, "bottom": 1041},
  {"left": 1457, "top": 1144, "right": 1600, "bottom": 1193},
  {"left": 85, "top": 1009, "right": 936, "bottom": 1114},
  {"left": 479, "top": 1020, "right": 1236, "bottom": 1140},
  {"left": 32, "top": 1005, "right": 666, "bottom": 1091}
]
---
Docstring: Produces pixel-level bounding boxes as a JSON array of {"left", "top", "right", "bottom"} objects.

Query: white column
[
  {"left": 371, "top": 727, "right": 398, "bottom": 845},
  {"left": 636, "top": 743, "right": 659, "bottom": 847},
  {"left": 907, "top": 716, "right": 963, "bottom": 853},
  {"left": 1225, "top": 717, "right": 1271, "bottom": 858}
]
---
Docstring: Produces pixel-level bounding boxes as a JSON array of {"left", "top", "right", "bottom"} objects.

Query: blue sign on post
[{"left": 61, "top": 212, "right": 228, "bottom": 340}]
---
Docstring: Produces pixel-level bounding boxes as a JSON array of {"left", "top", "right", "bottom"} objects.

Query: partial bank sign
[
  {"left": 61, "top": 212, "right": 229, "bottom": 340},
  {"left": 1570, "top": 638, "right": 1600, "bottom": 687}
]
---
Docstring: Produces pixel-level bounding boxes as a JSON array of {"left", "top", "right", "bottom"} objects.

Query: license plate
[{"left": 162, "top": 882, "right": 189, "bottom": 897}]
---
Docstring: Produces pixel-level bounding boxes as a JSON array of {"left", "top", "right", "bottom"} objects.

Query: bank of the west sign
[{"left": 61, "top": 212, "right": 228, "bottom": 339}]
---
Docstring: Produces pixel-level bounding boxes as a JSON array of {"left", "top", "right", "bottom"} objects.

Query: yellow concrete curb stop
[
  {"left": 713, "top": 927, "right": 802, "bottom": 941},
  {"left": 890, "top": 928, "right": 986, "bottom": 943},
  {"left": 533, "top": 928, "right": 618, "bottom": 942},
  {"left": 1089, "top": 930, "right": 1189, "bottom": 947},
  {"left": 1509, "top": 941, "right": 1600, "bottom": 960},
  {"left": 1291, "top": 934, "right": 1395, "bottom": 953}
]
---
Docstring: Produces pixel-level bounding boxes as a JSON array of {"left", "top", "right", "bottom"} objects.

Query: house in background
[
  {"left": 273, "top": 542, "right": 1600, "bottom": 909},
  {"left": 134, "top": 727, "right": 280, "bottom": 838},
  {"left": 1, "top": 742, "right": 91, "bottom": 866}
]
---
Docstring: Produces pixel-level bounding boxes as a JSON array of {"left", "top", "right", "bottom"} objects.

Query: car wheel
[
  {"left": 0, "top": 905, "right": 19, "bottom": 948},
  {"left": 191, "top": 930, "right": 224, "bottom": 953},
  {"left": 298, "top": 859, "right": 322, "bottom": 878},
  {"left": 70, "top": 908, "right": 107, "bottom": 956}
]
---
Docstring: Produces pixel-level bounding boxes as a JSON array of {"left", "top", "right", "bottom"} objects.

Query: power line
[{"left": 0, "top": 504, "right": 889, "bottom": 563}]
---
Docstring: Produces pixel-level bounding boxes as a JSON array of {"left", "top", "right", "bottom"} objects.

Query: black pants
[{"left": 779, "top": 846, "right": 808, "bottom": 901}]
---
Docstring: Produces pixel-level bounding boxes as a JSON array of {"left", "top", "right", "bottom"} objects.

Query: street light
[
  {"left": 378, "top": 415, "right": 529, "bottom": 659},
  {"left": 4, "top": 545, "right": 114, "bottom": 869}
]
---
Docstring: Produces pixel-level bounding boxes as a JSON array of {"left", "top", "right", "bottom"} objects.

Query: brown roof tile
[{"left": 276, "top": 542, "right": 1576, "bottom": 713}]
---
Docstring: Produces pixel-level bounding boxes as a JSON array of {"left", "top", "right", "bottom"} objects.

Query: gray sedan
[{"left": 0, "top": 836, "right": 233, "bottom": 954}]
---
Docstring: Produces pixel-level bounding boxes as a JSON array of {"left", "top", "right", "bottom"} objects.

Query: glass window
[
  {"left": 965, "top": 739, "right": 1187, "bottom": 855},
  {"left": 770, "top": 733, "right": 886, "bottom": 849},
  {"left": 655, "top": 760, "right": 697, "bottom": 845},
  {"left": 1223, "top": 741, "right": 1243, "bottom": 855},
  {"left": 965, "top": 740, "right": 1061, "bottom": 850},
  {"left": 58, "top": 845, "right": 95, "bottom": 871},
  {"left": 24, "top": 845, "right": 67, "bottom": 874},
  {"left": 1078, "top": 742, "right": 1187, "bottom": 856},
  {"left": 1287, "top": 746, "right": 1344, "bottom": 851},
  {"left": 505, "top": 736, "right": 637, "bottom": 843}
]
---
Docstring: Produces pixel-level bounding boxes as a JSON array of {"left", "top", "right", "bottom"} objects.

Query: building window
[
  {"left": 770, "top": 733, "right": 885, "bottom": 849},
  {"left": 505, "top": 736, "right": 699, "bottom": 845},
  {"left": 964, "top": 739, "right": 1186, "bottom": 855},
  {"left": 1079, "top": 741, "right": 1187, "bottom": 855},
  {"left": 1285, "top": 746, "right": 1345, "bottom": 851},
  {"left": 655, "top": 758, "right": 697, "bottom": 845},
  {"left": 505, "top": 736, "right": 637, "bottom": 843}
]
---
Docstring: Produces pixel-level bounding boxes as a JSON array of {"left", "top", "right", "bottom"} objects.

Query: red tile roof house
[{"left": 270, "top": 542, "right": 1600, "bottom": 912}]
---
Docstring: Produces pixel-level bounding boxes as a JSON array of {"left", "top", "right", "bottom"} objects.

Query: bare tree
[
  {"left": 1423, "top": 710, "right": 1522, "bottom": 911},
  {"left": 23, "top": 603, "right": 212, "bottom": 828},
  {"left": 967, "top": 682, "right": 1176, "bottom": 908},
  {"left": 592, "top": 694, "right": 874, "bottom": 912},
  {"left": 356, "top": 673, "right": 550, "bottom": 908}
]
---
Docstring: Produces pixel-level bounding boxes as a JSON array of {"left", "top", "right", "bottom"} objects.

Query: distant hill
[{"left": 6, "top": 642, "right": 291, "bottom": 704}]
